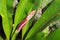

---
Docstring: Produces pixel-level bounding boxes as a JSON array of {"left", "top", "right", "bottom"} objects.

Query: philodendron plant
[{"left": 0, "top": 0, "right": 60, "bottom": 40}]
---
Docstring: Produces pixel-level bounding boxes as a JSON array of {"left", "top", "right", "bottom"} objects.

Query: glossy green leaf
[{"left": 25, "top": 0, "right": 60, "bottom": 39}]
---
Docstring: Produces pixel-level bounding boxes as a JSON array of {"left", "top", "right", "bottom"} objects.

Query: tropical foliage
[{"left": 0, "top": 0, "right": 60, "bottom": 40}]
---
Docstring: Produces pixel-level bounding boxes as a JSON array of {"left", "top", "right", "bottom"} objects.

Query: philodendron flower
[{"left": 16, "top": 10, "right": 36, "bottom": 32}]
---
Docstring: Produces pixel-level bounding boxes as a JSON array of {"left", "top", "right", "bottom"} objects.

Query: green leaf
[
  {"left": 6, "top": 0, "right": 14, "bottom": 27},
  {"left": 22, "top": 21, "right": 30, "bottom": 38},
  {"left": 53, "top": 13, "right": 60, "bottom": 21},
  {"left": 22, "top": 0, "right": 41, "bottom": 39},
  {"left": 0, "top": 0, "right": 2, "bottom": 15},
  {"left": 14, "top": 0, "right": 29, "bottom": 26},
  {"left": 6, "top": 0, "right": 14, "bottom": 8},
  {"left": 0, "top": 0, "right": 12, "bottom": 40},
  {"left": 13, "top": 0, "right": 41, "bottom": 33},
  {"left": 26, "top": 32, "right": 45, "bottom": 40},
  {"left": 0, "top": 36, "right": 3, "bottom": 40},
  {"left": 48, "top": 12, "right": 60, "bottom": 24},
  {"left": 46, "top": 29, "right": 60, "bottom": 40},
  {"left": 12, "top": 0, "right": 34, "bottom": 39},
  {"left": 13, "top": 0, "right": 31, "bottom": 32},
  {"left": 22, "top": 18, "right": 34, "bottom": 38},
  {"left": 25, "top": 0, "right": 60, "bottom": 39}
]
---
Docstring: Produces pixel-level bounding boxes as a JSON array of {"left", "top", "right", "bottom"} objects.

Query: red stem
[{"left": 16, "top": 10, "right": 36, "bottom": 32}]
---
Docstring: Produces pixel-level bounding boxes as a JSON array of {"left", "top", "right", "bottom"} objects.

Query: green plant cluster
[{"left": 0, "top": 0, "right": 60, "bottom": 40}]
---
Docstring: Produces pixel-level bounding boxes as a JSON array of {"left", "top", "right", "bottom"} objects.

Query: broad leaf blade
[
  {"left": 1, "top": 0, "right": 12, "bottom": 40},
  {"left": 6, "top": 0, "right": 14, "bottom": 27}
]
